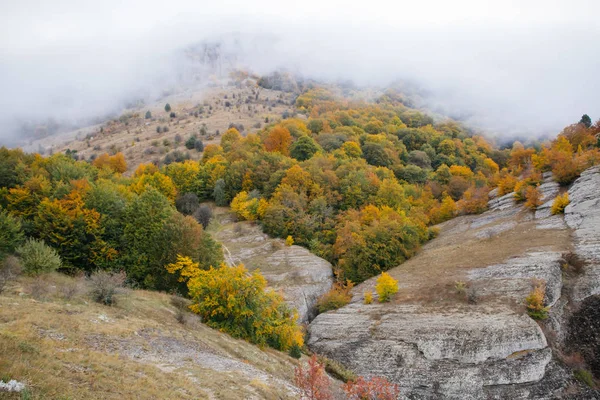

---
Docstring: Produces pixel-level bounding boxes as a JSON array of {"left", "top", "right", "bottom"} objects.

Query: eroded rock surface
[
  {"left": 211, "top": 212, "right": 333, "bottom": 322},
  {"left": 308, "top": 167, "right": 600, "bottom": 399}
]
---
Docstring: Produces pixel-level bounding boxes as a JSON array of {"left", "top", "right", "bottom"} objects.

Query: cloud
[{"left": 1, "top": 0, "right": 599, "bottom": 144}]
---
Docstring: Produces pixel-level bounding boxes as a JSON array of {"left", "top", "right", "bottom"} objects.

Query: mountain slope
[
  {"left": 308, "top": 166, "right": 600, "bottom": 399},
  {"left": 0, "top": 273, "right": 303, "bottom": 399}
]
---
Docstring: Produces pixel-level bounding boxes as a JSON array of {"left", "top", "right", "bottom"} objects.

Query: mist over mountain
[{"left": 1, "top": 0, "right": 599, "bottom": 145}]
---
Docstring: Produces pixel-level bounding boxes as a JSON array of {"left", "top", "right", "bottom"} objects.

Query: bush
[
  {"left": 294, "top": 355, "right": 333, "bottom": 400},
  {"left": 316, "top": 282, "right": 353, "bottom": 313},
  {"left": 166, "top": 257, "right": 303, "bottom": 351},
  {"left": 193, "top": 204, "right": 213, "bottom": 229},
  {"left": 194, "top": 139, "right": 204, "bottom": 152},
  {"left": 343, "top": 376, "right": 400, "bottom": 400},
  {"left": 288, "top": 344, "right": 302, "bottom": 359},
  {"left": 376, "top": 272, "right": 398, "bottom": 303},
  {"left": 551, "top": 193, "right": 570, "bottom": 215},
  {"left": 0, "top": 210, "right": 24, "bottom": 260},
  {"left": 170, "top": 295, "right": 192, "bottom": 324},
  {"left": 88, "top": 270, "right": 126, "bottom": 305},
  {"left": 185, "top": 136, "right": 197, "bottom": 150},
  {"left": 175, "top": 192, "right": 200, "bottom": 216},
  {"left": 574, "top": 369, "right": 595, "bottom": 388},
  {"left": 525, "top": 284, "right": 549, "bottom": 320},
  {"left": 170, "top": 112, "right": 176, "bottom": 118},
  {"left": 0, "top": 256, "right": 21, "bottom": 294},
  {"left": 164, "top": 103, "right": 171, "bottom": 112},
  {"left": 524, "top": 186, "right": 542, "bottom": 210},
  {"left": 145, "top": 110, "right": 152, "bottom": 119},
  {"left": 16, "top": 239, "right": 62, "bottom": 276},
  {"left": 364, "top": 291, "right": 373, "bottom": 304}
]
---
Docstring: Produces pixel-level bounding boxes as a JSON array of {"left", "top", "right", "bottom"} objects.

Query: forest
[{"left": 1, "top": 85, "right": 599, "bottom": 352}]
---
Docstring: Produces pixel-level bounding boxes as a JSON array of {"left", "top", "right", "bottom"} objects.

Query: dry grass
[
  {"left": 353, "top": 209, "right": 572, "bottom": 308},
  {"left": 25, "top": 84, "right": 296, "bottom": 174},
  {"left": 0, "top": 273, "right": 301, "bottom": 399}
]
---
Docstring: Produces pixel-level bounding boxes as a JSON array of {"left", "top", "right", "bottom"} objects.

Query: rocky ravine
[
  {"left": 308, "top": 167, "right": 600, "bottom": 399},
  {"left": 210, "top": 211, "right": 334, "bottom": 323}
]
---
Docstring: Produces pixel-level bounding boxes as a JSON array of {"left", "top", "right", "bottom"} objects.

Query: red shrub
[
  {"left": 343, "top": 376, "right": 400, "bottom": 400},
  {"left": 294, "top": 355, "right": 333, "bottom": 400}
]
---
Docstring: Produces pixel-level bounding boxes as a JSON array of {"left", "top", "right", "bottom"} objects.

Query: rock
[
  {"left": 565, "top": 166, "right": 600, "bottom": 301},
  {"left": 308, "top": 166, "right": 600, "bottom": 399},
  {"left": 211, "top": 218, "right": 333, "bottom": 322},
  {"left": 488, "top": 192, "right": 517, "bottom": 211},
  {"left": 309, "top": 303, "right": 551, "bottom": 399},
  {"left": 468, "top": 251, "right": 563, "bottom": 307}
]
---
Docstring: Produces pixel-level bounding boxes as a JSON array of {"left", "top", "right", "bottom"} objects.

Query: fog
[{"left": 1, "top": 0, "right": 599, "bottom": 145}]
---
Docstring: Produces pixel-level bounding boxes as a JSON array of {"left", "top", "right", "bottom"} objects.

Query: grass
[
  {"left": 0, "top": 272, "right": 301, "bottom": 399},
  {"left": 24, "top": 84, "right": 295, "bottom": 174}
]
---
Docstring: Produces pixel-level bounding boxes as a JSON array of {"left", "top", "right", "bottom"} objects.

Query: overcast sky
[{"left": 1, "top": 0, "right": 599, "bottom": 143}]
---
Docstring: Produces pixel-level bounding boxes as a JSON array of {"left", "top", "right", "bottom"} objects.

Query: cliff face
[
  {"left": 210, "top": 211, "right": 334, "bottom": 323},
  {"left": 308, "top": 166, "right": 600, "bottom": 399}
]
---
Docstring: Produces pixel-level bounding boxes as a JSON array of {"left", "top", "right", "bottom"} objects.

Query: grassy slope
[{"left": 0, "top": 273, "right": 302, "bottom": 400}]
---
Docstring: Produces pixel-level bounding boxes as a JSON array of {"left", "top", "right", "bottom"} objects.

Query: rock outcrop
[
  {"left": 210, "top": 212, "right": 333, "bottom": 322},
  {"left": 308, "top": 167, "right": 600, "bottom": 399}
]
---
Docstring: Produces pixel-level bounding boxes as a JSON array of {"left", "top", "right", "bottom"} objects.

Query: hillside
[
  {"left": 0, "top": 272, "right": 304, "bottom": 399},
  {"left": 308, "top": 166, "right": 600, "bottom": 399},
  {"left": 23, "top": 77, "right": 297, "bottom": 174},
  {"left": 1, "top": 76, "right": 600, "bottom": 399}
]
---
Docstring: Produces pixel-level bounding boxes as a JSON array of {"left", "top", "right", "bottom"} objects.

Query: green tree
[
  {"left": 362, "top": 143, "right": 391, "bottom": 167},
  {"left": 122, "top": 188, "right": 174, "bottom": 287},
  {"left": 165, "top": 103, "right": 171, "bottom": 112},
  {"left": 213, "top": 179, "right": 227, "bottom": 206},
  {"left": 580, "top": 114, "right": 592, "bottom": 128},
  {"left": 0, "top": 209, "right": 24, "bottom": 260},
  {"left": 290, "top": 135, "right": 320, "bottom": 161},
  {"left": 17, "top": 238, "right": 62, "bottom": 276},
  {"left": 145, "top": 110, "right": 152, "bottom": 119},
  {"left": 185, "top": 136, "right": 197, "bottom": 150}
]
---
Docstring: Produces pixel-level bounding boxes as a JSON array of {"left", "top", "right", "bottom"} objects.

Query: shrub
[
  {"left": 316, "top": 282, "right": 353, "bottom": 313},
  {"left": 454, "top": 281, "right": 467, "bottom": 295},
  {"left": 58, "top": 276, "right": 83, "bottom": 300},
  {"left": 285, "top": 235, "right": 294, "bottom": 246},
  {"left": 166, "top": 256, "right": 303, "bottom": 351},
  {"left": 185, "top": 136, "right": 197, "bottom": 150},
  {"left": 288, "top": 344, "right": 302, "bottom": 359},
  {"left": 193, "top": 204, "right": 213, "bottom": 229},
  {"left": 0, "top": 256, "right": 21, "bottom": 294},
  {"left": 16, "top": 239, "right": 62, "bottom": 276},
  {"left": 525, "top": 284, "right": 549, "bottom": 320},
  {"left": 294, "top": 355, "right": 333, "bottom": 400},
  {"left": 164, "top": 103, "right": 171, "bottom": 112},
  {"left": 364, "top": 290, "right": 373, "bottom": 304},
  {"left": 524, "top": 186, "right": 542, "bottom": 210},
  {"left": 343, "top": 376, "right": 401, "bottom": 400},
  {"left": 170, "top": 112, "right": 176, "bottom": 119},
  {"left": 145, "top": 110, "right": 152, "bottom": 119},
  {"left": 194, "top": 139, "right": 204, "bottom": 152},
  {"left": 175, "top": 192, "right": 200, "bottom": 216},
  {"left": 551, "top": 193, "right": 570, "bottom": 215},
  {"left": 318, "top": 356, "right": 356, "bottom": 383},
  {"left": 574, "top": 369, "right": 595, "bottom": 388},
  {"left": 170, "top": 295, "right": 192, "bottom": 324},
  {"left": 88, "top": 270, "right": 126, "bottom": 306},
  {"left": 376, "top": 272, "right": 398, "bottom": 303},
  {"left": 0, "top": 210, "right": 24, "bottom": 260}
]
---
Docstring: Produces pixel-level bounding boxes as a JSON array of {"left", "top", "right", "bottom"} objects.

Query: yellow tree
[
  {"left": 166, "top": 256, "right": 303, "bottom": 351},
  {"left": 264, "top": 126, "right": 292, "bottom": 155}
]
